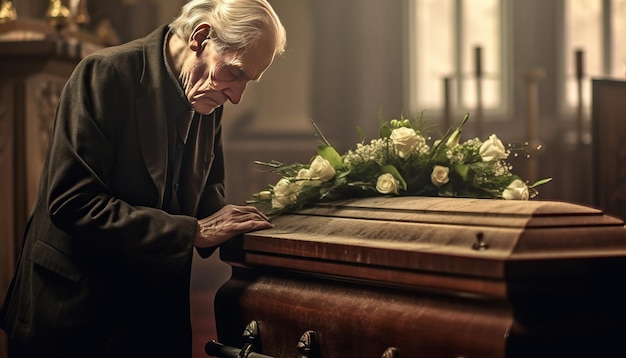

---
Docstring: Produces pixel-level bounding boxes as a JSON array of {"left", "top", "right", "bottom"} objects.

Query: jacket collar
[{"left": 135, "top": 25, "right": 210, "bottom": 210}]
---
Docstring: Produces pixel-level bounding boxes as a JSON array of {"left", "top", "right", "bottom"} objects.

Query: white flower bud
[
  {"left": 446, "top": 129, "right": 461, "bottom": 148},
  {"left": 502, "top": 179, "right": 529, "bottom": 200}
]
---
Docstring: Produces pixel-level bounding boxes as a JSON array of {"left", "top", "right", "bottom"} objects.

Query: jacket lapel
[
  {"left": 135, "top": 25, "right": 172, "bottom": 208},
  {"left": 137, "top": 92, "right": 169, "bottom": 208}
]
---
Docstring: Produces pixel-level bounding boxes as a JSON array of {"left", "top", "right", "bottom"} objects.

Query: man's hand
[{"left": 194, "top": 204, "right": 273, "bottom": 248}]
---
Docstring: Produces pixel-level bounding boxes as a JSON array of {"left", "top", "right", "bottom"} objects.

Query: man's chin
[{"left": 194, "top": 104, "right": 220, "bottom": 115}]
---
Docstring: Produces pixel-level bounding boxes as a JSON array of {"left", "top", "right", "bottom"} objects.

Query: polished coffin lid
[
  {"left": 231, "top": 196, "right": 626, "bottom": 298},
  {"left": 216, "top": 197, "right": 626, "bottom": 357}
]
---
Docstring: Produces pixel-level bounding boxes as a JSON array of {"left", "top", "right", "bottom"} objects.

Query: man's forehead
[{"left": 226, "top": 51, "right": 274, "bottom": 82}]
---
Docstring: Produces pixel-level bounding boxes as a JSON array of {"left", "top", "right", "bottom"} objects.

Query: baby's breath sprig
[{"left": 507, "top": 141, "right": 543, "bottom": 159}]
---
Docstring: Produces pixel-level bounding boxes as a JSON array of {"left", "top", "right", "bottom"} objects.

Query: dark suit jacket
[{"left": 1, "top": 25, "right": 226, "bottom": 357}]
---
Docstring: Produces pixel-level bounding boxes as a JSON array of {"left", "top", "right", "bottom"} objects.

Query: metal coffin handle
[
  {"left": 206, "top": 322, "right": 401, "bottom": 357},
  {"left": 205, "top": 340, "right": 273, "bottom": 358},
  {"left": 206, "top": 320, "right": 272, "bottom": 358}
]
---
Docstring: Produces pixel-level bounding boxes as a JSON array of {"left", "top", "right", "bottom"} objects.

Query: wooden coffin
[{"left": 211, "top": 197, "right": 626, "bottom": 358}]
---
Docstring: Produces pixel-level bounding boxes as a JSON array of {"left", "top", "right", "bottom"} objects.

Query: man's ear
[{"left": 189, "top": 23, "right": 211, "bottom": 52}]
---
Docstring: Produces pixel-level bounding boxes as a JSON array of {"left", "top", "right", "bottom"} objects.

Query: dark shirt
[{"left": 162, "top": 29, "right": 200, "bottom": 214}]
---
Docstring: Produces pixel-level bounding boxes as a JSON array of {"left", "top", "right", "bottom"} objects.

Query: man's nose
[{"left": 226, "top": 80, "right": 247, "bottom": 104}]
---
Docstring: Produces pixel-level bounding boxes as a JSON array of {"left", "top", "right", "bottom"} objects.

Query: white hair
[{"left": 169, "top": 0, "right": 286, "bottom": 56}]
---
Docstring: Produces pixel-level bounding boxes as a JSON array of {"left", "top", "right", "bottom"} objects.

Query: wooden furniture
[
  {"left": 211, "top": 197, "right": 626, "bottom": 357},
  {"left": 0, "top": 34, "right": 91, "bottom": 294},
  {"left": 0, "top": 27, "right": 101, "bottom": 357},
  {"left": 592, "top": 78, "right": 626, "bottom": 221}
]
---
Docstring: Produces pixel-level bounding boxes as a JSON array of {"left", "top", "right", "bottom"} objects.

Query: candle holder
[
  {"left": 0, "top": 0, "right": 17, "bottom": 23},
  {"left": 45, "top": 0, "right": 71, "bottom": 31},
  {"left": 74, "top": 0, "right": 90, "bottom": 27}
]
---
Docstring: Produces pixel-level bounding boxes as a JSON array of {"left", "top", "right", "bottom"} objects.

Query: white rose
[
  {"left": 376, "top": 173, "right": 400, "bottom": 195},
  {"left": 390, "top": 127, "right": 419, "bottom": 158},
  {"left": 296, "top": 168, "right": 320, "bottom": 186},
  {"left": 257, "top": 190, "right": 272, "bottom": 200},
  {"left": 271, "top": 178, "right": 301, "bottom": 208},
  {"left": 502, "top": 179, "right": 529, "bottom": 200},
  {"left": 430, "top": 165, "right": 450, "bottom": 187},
  {"left": 295, "top": 156, "right": 335, "bottom": 186},
  {"left": 308, "top": 155, "right": 336, "bottom": 182},
  {"left": 479, "top": 134, "right": 508, "bottom": 162}
]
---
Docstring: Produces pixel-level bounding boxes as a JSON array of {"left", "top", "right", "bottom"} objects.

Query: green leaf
[
  {"left": 528, "top": 177, "right": 552, "bottom": 188},
  {"left": 453, "top": 163, "right": 471, "bottom": 181},
  {"left": 356, "top": 126, "right": 366, "bottom": 142},
  {"left": 458, "top": 112, "right": 470, "bottom": 130},
  {"left": 335, "top": 170, "right": 350, "bottom": 180},
  {"left": 317, "top": 145, "right": 344, "bottom": 169},
  {"left": 379, "top": 125, "right": 392, "bottom": 138},
  {"left": 381, "top": 165, "right": 408, "bottom": 190},
  {"left": 311, "top": 119, "right": 332, "bottom": 147},
  {"left": 438, "top": 183, "right": 455, "bottom": 197}
]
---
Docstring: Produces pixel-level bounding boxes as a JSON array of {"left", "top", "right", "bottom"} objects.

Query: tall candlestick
[
  {"left": 474, "top": 46, "right": 483, "bottom": 78},
  {"left": 523, "top": 68, "right": 546, "bottom": 182},
  {"left": 575, "top": 49, "right": 585, "bottom": 144},
  {"left": 474, "top": 46, "right": 483, "bottom": 139},
  {"left": 575, "top": 49, "right": 584, "bottom": 79},
  {"left": 524, "top": 68, "right": 545, "bottom": 141},
  {"left": 443, "top": 76, "right": 452, "bottom": 131}
]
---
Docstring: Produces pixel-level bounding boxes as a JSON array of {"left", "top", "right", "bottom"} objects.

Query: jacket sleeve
[{"left": 46, "top": 53, "right": 196, "bottom": 276}]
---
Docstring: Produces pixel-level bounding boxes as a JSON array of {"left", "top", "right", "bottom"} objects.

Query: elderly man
[{"left": 1, "top": 0, "right": 286, "bottom": 356}]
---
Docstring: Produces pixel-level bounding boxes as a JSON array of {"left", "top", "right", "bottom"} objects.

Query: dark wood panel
[
  {"left": 0, "top": 80, "right": 16, "bottom": 310},
  {"left": 592, "top": 78, "right": 626, "bottom": 221},
  {"left": 0, "top": 37, "right": 96, "bottom": 358}
]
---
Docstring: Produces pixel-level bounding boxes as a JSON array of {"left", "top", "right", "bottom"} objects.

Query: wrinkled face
[{"left": 181, "top": 31, "right": 276, "bottom": 115}]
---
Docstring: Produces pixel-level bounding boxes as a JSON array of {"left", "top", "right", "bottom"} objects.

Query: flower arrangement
[{"left": 249, "top": 113, "right": 551, "bottom": 216}]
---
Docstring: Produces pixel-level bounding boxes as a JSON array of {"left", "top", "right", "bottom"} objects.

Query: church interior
[{"left": 1, "top": 0, "right": 626, "bottom": 357}]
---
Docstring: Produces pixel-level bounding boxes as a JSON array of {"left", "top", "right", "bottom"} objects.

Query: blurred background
[{"left": 1, "top": 0, "right": 625, "bottom": 357}]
